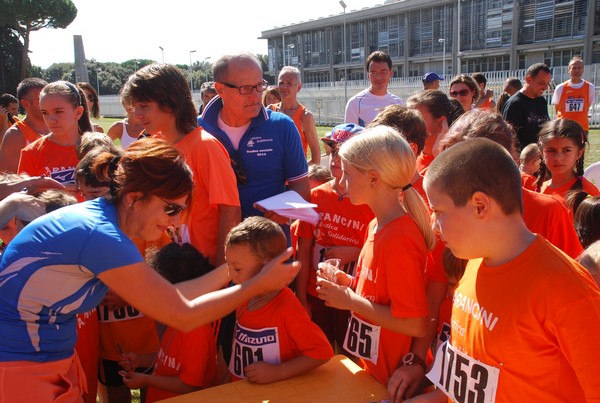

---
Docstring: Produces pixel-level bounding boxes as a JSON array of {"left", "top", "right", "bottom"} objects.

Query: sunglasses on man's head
[
  {"left": 449, "top": 89, "right": 471, "bottom": 97},
  {"left": 230, "top": 151, "right": 248, "bottom": 185},
  {"left": 156, "top": 195, "right": 186, "bottom": 217}
]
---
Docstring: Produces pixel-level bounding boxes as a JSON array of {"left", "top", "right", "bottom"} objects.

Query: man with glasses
[
  {"left": 199, "top": 53, "right": 310, "bottom": 222},
  {"left": 344, "top": 51, "right": 404, "bottom": 127},
  {"left": 501, "top": 63, "right": 551, "bottom": 149}
]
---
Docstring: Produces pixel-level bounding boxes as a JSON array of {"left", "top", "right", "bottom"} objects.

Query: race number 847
[{"left": 427, "top": 341, "right": 499, "bottom": 403}]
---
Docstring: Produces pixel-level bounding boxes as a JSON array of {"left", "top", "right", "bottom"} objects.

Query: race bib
[
  {"left": 427, "top": 341, "right": 499, "bottom": 403},
  {"left": 566, "top": 98, "right": 584, "bottom": 112},
  {"left": 229, "top": 323, "right": 281, "bottom": 378},
  {"left": 97, "top": 305, "right": 144, "bottom": 322},
  {"left": 343, "top": 313, "right": 381, "bottom": 364},
  {"left": 312, "top": 243, "right": 356, "bottom": 275}
]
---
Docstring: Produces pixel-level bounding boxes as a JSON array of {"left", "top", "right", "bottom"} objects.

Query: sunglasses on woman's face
[
  {"left": 449, "top": 89, "right": 471, "bottom": 97},
  {"left": 156, "top": 195, "right": 186, "bottom": 217}
]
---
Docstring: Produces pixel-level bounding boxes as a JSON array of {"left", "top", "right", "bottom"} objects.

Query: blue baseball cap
[
  {"left": 423, "top": 72, "right": 444, "bottom": 83},
  {"left": 321, "top": 123, "right": 364, "bottom": 146}
]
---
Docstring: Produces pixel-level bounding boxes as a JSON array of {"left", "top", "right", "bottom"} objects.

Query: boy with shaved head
[{"left": 414, "top": 138, "right": 600, "bottom": 402}]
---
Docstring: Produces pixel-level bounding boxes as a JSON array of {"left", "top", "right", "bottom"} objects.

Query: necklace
[
  {"left": 332, "top": 181, "right": 348, "bottom": 202},
  {"left": 237, "top": 290, "right": 280, "bottom": 319}
]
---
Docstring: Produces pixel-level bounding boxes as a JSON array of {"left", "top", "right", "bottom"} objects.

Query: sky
[{"left": 29, "top": 0, "right": 380, "bottom": 68}]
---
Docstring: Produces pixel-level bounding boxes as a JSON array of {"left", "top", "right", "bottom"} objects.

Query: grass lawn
[{"left": 97, "top": 119, "right": 600, "bottom": 169}]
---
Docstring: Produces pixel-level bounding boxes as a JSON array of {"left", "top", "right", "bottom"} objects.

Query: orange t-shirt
[
  {"left": 14, "top": 119, "right": 42, "bottom": 145},
  {"left": 296, "top": 181, "right": 374, "bottom": 298},
  {"left": 540, "top": 177, "right": 600, "bottom": 212},
  {"left": 444, "top": 236, "right": 600, "bottom": 401},
  {"left": 555, "top": 81, "right": 592, "bottom": 131},
  {"left": 172, "top": 128, "right": 240, "bottom": 262},
  {"left": 229, "top": 288, "right": 333, "bottom": 381},
  {"left": 416, "top": 153, "right": 435, "bottom": 176},
  {"left": 522, "top": 188, "right": 583, "bottom": 258},
  {"left": 75, "top": 309, "right": 98, "bottom": 403},
  {"left": 354, "top": 215, "right": 428, "bottom": 385},
  {"left": 520, "top": 171, "right": 537, "bottom": 191},
  {"left": 146, "top": 324, "right": 218, "bottom": 403},
  {"left": 18, "top": 135, "right": 79, "bottom": 184},
  {"left": 268, "top": 103, "right": 309, "bottom": 157}
]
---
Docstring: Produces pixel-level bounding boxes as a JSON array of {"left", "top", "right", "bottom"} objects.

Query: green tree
[
  {"left": 1, "top": 0, "right": 78, "bottom": 81},
  {"left": 0, "top": 26, "right": 23, "bottom": 93}
]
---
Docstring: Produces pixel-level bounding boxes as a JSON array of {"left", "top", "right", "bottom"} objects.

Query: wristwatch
[{"left": 401, "top": 352, "right": 427, "bottom": 371}]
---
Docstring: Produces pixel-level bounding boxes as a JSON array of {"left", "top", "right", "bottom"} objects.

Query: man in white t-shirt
[
  {"left": 344, "top": 51, "right": 404, "bottom": 127},
  {"left": 552, "top": 56, "right": 595, "bottom": 132}
]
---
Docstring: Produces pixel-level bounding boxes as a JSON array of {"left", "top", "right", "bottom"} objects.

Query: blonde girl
[{"left": 316, "top": 125, "right": 435, "bottom": 385}]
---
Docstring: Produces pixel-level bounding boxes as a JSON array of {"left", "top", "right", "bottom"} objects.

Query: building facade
[{"left": 260, "top": 0, "right": 600, "bottom": 85}]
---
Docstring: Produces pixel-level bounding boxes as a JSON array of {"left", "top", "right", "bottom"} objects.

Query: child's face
[
  {"left": 329, "top": 145, "right": 343, "bottom": 180},
  {"left": 225, "top": 243, "right": 264, "bottom": 285},
  {"left": 542, "top": 137, "right": 584, "bottom": 178},
  {"left": 341, "top": 159, "right": 371, "bottom": 205},
  {"left": 40, "top": 94, "right": 83, "bottom": 136},
  {"left": 426, "top": 182, "right": 481, "bottom": 260},
  {"left": 131, "top": 100, "right": 173, "bottom": 134}
]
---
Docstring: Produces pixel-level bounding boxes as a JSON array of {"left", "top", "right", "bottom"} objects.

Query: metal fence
[{"left": 99, "top": 64, "right": 600, "bottom": 128}]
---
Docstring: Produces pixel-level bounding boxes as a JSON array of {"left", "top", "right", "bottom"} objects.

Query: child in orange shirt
[
  {"left": 413, "top": 138, "right": 600, "bottom": 402},
  {"left": 536, "top": 119, "right": 599, "bottom": 209},
  {"left": 296, "top": 123, "right": 373, "bottom": 351},
  {"left": 226, "top": 216, "right": 333, "bottom": 384},
  {"left": 120, "top": 243, "right": 218, "bottom": 402},
  {"left": 519, "top": 143, "right": 541, "bottom": 191},
  {"left": 18, "top": 81, "right": 93, "bottom": 190},
  {"left": 316, "top": 125, "right": 435, "bottom": 386}
]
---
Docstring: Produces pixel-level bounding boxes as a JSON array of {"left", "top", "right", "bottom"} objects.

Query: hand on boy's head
[{"left": 256, "top": 247, "right": 299, "bottom": 291}]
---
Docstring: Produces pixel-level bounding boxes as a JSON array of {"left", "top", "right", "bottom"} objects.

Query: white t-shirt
[{"left": 344, "top": 88, "right": 404, "bottom": 126}]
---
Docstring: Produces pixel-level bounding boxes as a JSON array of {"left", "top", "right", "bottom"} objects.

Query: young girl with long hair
[
  {"left": 18, "top": 81, "right": 93, "bottom": 189},
  {"left": 316, "top": 125, "right": 435, "bottom": 385},
  {"left": 536, "top": 119, "right": 599, "bottom": 209}
]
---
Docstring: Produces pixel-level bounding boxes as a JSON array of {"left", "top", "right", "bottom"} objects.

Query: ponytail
[{"left": 401, "top": 187, "right": 436, "bottom": 250}]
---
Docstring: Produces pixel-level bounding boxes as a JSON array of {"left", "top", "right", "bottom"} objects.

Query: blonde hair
[{"left": 339, "top": 125, "right": 435, "bottom": 249}]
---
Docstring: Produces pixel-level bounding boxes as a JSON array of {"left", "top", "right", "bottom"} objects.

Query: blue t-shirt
[
  {"left": 0, "top": 198, "right": 143, "bottom": 362},
  {"left": 199, "top": 97, "right": 308, "bottom": 218}
]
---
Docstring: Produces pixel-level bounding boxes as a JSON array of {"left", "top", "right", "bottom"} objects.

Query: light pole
[
  {"left": 438, "top": 38, "right": 446, "bottom": 78},
  {"left": 282, "top": 31, "right": 291, "bottom": 67},
  {"left": 339, "top": 0, "right": 348, "bottom": 106},
  {"left": 189, "top": 50, "right": 197, "bottom": 92},
  {"left": 159, "top": 46, "right": 164, "bottom": 63},
  {"left": 204, "top": 57, "right": 211, "bottom": 81},
  {"left": 96, "top": 68, "right": 101, "bottom": 97}
]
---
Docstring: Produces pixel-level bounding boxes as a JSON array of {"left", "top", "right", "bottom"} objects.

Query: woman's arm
[{"left": 98, "top": 248, "right": 299, "bottom": 333}]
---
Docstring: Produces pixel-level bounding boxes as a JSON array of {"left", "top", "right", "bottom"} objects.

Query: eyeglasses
[
  {"left": 449, "top": 89, "right": 471, "bottom": 97},
  {"left": 156, "top": 195, "right": 186, "bottom": 217},
  {"left": 230, "top": 151, "right": 248, "bottom": 185},
  {"left": 219, "top": 80, "right": 268, "bottom": 95},
  {"left": 368, "top": 70, "right": 390, "bottom": 77}
]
